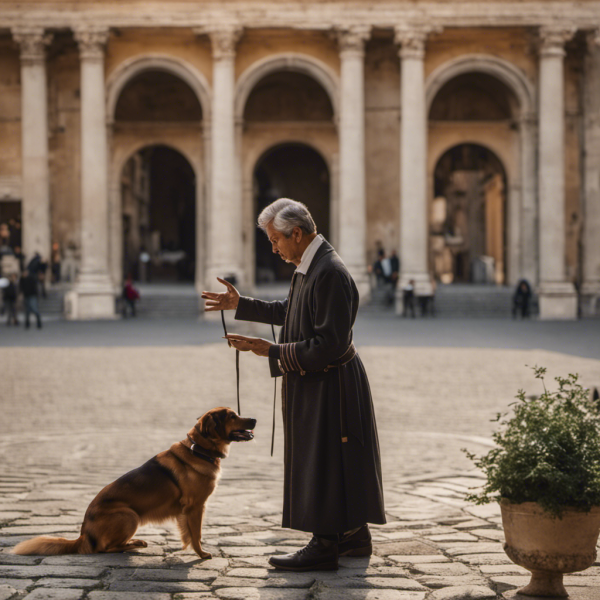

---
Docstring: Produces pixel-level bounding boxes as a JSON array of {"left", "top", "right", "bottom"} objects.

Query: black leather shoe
[
  {"left": 339, "top": 524, "right": 372, "bottom": 557},
  {"left": 268, "top": 536, "right": 339, "bottom": 571}
]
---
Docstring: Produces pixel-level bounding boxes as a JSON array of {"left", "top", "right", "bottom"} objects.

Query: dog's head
[{"left": 196, "top": 408, "right": 256, "bottom": 446}]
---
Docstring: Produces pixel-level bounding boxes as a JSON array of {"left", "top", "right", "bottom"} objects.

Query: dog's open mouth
[{"left": 229, "top": 429, "right": 254, "bottom": 442}]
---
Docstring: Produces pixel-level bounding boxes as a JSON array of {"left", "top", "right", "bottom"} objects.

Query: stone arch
[
  {"left": 235, "top": 53, "right": 340, "bottom": 124},
  {"left": 426, "top": 54, "right": 534, "bottom": 118},
  {"left": 106, "top": 54, "right": 212, "bottom": 125}
]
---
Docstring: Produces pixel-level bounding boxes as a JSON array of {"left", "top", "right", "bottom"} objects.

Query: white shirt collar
[{"left": 296, "top": 234, "right": 324, "bottom": 274}]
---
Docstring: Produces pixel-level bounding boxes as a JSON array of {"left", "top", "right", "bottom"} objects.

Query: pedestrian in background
[
  {"left": 402, "top": 279, "right": 416, "bottom": 318},
  {"left": 3, "top": 273, "right": 19, "bottom": 326},
  {"left": 512, "top": 279, "right": 532, "bottom": 318},
  {"left": 122, "top": 275, "right": 140, "bottom": 318},
  {"left": 19, "top": 270, "right": 42, "bottom": 329}
]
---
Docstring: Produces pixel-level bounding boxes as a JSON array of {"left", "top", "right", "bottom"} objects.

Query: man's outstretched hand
[
  {"left": 225, "top": 334, "right": 272, "bottom": 358},
  {"left": 201, "top": 277, "right": 240, "bottom": 312}
]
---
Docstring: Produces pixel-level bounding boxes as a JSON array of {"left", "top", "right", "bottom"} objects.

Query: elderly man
[{"left": 202, "top": 198, "right": 385, "bottom": 571}]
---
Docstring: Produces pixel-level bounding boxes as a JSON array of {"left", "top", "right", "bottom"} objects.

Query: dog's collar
[{"left": 186, "top": 435, "right": 221, "bottom": 464}]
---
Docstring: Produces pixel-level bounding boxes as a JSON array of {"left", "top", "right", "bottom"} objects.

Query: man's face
[{"left": 266, "top": 222, "right": 299, "bottom": 263}]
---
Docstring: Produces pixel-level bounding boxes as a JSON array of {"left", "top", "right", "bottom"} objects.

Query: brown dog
[{"left": 12, "top": 407, "right": 256, "bottom": 557}]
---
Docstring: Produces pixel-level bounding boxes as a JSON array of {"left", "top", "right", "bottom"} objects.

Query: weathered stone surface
[
  {"left": 444, "top": 543, "right": 504, "bottom": 556},
  {"left": 108, "top": 581, "right": 210, "bottom": 593},
  {"left": 375, "top": 541, "right": 439, "bottom": 557},
  {"left": 0, "top": 565, "right": 106, "bottom": 579},
  {"left": 212, "top": 576, "right": 314, "bottom": 589},
  {"left": 470, "top": 529, "right": 505, "bottom": 542},
  {"left": 320, "top": 577, "right": 427, "bottom": 590},
  {"left": 23, "top": 590, "right": 85, "bottom": 600},
  {"left": 0, "top": 585, "right": 17, "bottom": 600},
  {"left": 429, "top": 585, "right": 497, "bottom": 600},
  {"left": 0, "top": 579, "right": 34, "bottom": 590},
  {"left": 313, "top": 589, "right": 426, "bottom": 600},
  {"left": 89, "top": 593, "right": 172, "bottom": 600},
  {"left": 460, "top": 554, "right": 513, "bottom": 566},
  {"left": 109, "top": 567, "right": 219, "bottom": 581},
  {"left": 388, "top": 555, "right": 450, "bottom": 564},
  {"left": 415, "top": 575, "right": 488, "bottom": 589},
  {"left": 427, "top": 533, "right": 479, "bottom": 543},
  {"left": 40, "top": 555, "right": 171, "bottom": 568},
  {"left": 225, "top": 568, "right": 269, "bottom": 578},
  {"left": 479, "top": 564, "right": 528, "bottom": 575},
  {"left": 220, "top": 547, "right": 279, "bottom": 557},
  {"left": 411, "top": 563, "right": 472, "bottom": 576},
  {"left": 215, "top": 588, "right": 310, "bottom": 600},
  {"left": 0, "top": 553, "right": 40, "bottom": 565},
  {"left": 503, "top": 587, "right": 600, "bottom": 600},
  {"left": 35, "top": 578, "right": 100, "bottom": 589}
]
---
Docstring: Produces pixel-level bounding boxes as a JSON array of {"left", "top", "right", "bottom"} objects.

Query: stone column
[
  {"left": 581, "top": 30, "right": 600, "bottom": 316},
  {"left": 520, "top": 114, "right": 538, "bottom": 286},
  {"left": 395, "top": 26, "right": 432, "bottom": 314},
  {"left": 12, "top": 27, "right": 52, "bottom": 266},
  {"left": 337, "top": 25, "right": 371, "bottom": 301},
  {"left": 205, "top": 27, "right": 244, "bottom": 289},
  {"left": 537, "top": 26, "right": 577, "bottom": 319},
  {"left": 66, "top": 27, "right": 115, "bottom": 319}
]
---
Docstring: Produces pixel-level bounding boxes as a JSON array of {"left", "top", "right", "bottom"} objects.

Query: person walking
[
  {"left": 122, "top": 276, "right": 140, "bottom": 318},
  {"left": 512, "top": 279, "right": 532, "bottom": 318},
  {"left": 3, "top": 273, "right": 19, "bottom": 326},
  {"left": 402, "top": 279, "right": 416, "bottom": 317},
  {"left": 202, "top": 198, "right": 385, "bottom": 572},
  {"left": 20, "top": 270, "right": 42, "bottom": 329}
]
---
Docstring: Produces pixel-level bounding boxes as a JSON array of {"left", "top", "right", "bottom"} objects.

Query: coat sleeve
[
  {"left": 235, "top": 296, "right": 288, "bottom": 326},
  {"left": 268, "top": 268, "right": 353, "bottom": 372}
]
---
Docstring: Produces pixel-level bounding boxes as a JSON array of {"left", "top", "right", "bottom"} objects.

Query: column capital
[
  {"left": 74, "top": 27, "right": 110, "bottom": 61},
  {"left": 538, "top": 25, "right": 576, "bottom": 58},
  {"left": 586, "top": 28, "right": 600, "bottom": 51},
  {"left": 336, "top": 25, "right": 371, "bottom": 56},
  {"left": 196, "top": 26, "right": 242, "bottom": 60},
  {"left": 395, "top": 25, "right": 437, "bottom": 60},
  {"left": 12, "top": 27, "right": 52, "bottom": 65}
]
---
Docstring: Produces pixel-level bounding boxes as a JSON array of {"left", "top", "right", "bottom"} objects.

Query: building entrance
[
  {"left": 121, "top": 145, "right": 196, "bottom": 283},
  {"left": 253, "top": 143, "right": 330, "bottom": 283},
  {"left": 431, "top": 144, "right": 507, "bottom": 285}
]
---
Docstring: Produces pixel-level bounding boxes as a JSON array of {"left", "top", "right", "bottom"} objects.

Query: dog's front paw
[{"left": 198, "top": 550, "right": 212, "bottom": 559}]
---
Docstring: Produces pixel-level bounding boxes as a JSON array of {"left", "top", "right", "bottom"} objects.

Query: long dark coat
[{"left": 235, "top": 239, "right": 386, "bottom": 534}]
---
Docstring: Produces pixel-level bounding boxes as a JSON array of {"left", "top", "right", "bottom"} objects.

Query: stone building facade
[{"left": 1, "top": 1, "right": 599, "bottom": 319}]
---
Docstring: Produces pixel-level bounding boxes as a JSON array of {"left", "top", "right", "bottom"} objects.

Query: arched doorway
[
  {"left": 431, "top": 144, "right": 507, "bottom": 285},
  {"left": 121, "top": 145, "right": 196, "bottom": 282},
  {"left": 253, "top": 143, "right": 330, "bottom": 283},
  {"left": 110, "top": 66, "right": 205, "bottom": 289}
]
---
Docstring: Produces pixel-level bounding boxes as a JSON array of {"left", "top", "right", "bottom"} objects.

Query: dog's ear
[{"left": 200, "top": 414, "right": 216, "bottom": 439}]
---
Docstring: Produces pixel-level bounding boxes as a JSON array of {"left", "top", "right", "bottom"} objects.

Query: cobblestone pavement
[{"left": 1, "top": 341, "right": 600, "bottom": 599}]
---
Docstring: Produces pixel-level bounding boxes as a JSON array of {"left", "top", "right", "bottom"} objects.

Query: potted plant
[{"left": 465, "top": 366, "right": 600, "bottom": 597}]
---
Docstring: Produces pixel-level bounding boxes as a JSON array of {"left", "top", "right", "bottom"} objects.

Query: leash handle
[
  {"left": 221, "top": 310, "right": 241, "bottom": 415},
  {"left": 271, "top": 322, "right": 277, "bottom": 457}
]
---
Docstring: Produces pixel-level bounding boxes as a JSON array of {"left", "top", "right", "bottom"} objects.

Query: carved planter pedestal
[{"left": 501, "top": 499, "right": 600, "bottom": 597}]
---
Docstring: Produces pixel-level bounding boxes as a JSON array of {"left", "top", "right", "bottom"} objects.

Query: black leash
[
  {"left": 221, "top": 310, "right": 240, "bottom": 415},
  {"left": 221, "top": 310, "right": 278, "bottom": 457}
]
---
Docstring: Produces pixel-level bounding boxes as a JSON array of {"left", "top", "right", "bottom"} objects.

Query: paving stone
[
  {"left": 108, "top": 581, "right": 210, "bottom": 593},
  {"left": 0, "top": 579, "right": 34, "bottom": 590},
  {"left": 339, "top": 556, "right": 386, "bottom": 568},
  {"left": 35, "top": 578, "right": 100, "bottom": 589},
  {"left": 40, "top": 555, "right": 171, "bottom": 568},
  {"left": 0, "top": 585, "right": 17, "bottom": 600},
  {"left": 22, "top": 590, "right": 85, "bottom": 600},
  {"left": 109, "top": 568, "right": 219, "bottom": 582},
  {"left": 410, "top": 562, "right": 472, "bottom": 576},
  {"left": 444, "top": 543, "right": 504, "bottom": 556},
  {"left": 388, "top": 555, "right": 450, "bottom": 564},
  {"left": 313, "top": 588, "right": 426, "bottom": 600},
  {"left": 219, "top": 546, "right": 279, "bottom": 557},
  {"left": 379, "top": 532, "right": 415, "bottom": 541},
  {"left": 503, "top": 588, "right": 600, "bottom": 600},
  {"left": 470, "top": 529, "right": 505, "bottom": 541},
  {"left": 215, "top": 589, "right": 310, "bottom": 600},
  {"left": 415, "top": 575, "right": 488, "bottom": 589},
  {"left": 375, "top": 541, "right": 440, "bottom": 557},
  {"left": 226, "top": 568, "right": 269, "bottom": 578},
  {"left": 459, "top": 554, "right": 513, "bottom": 566},
  {"left": 0, "top": 553, "right": 40, "bottom": 565},
  {"left": 465, "top": 505, "right": 501, "bottom": 519},
  {"left": 479, "top": 564, "right": 528, "bottom": 575},
  {"left": 89, "top": 594, "right": 173, "bottom": 600},
  {"left": 429, "top": 585, "right": 497, "bottom": 600},
  {"left": 0, "top": 565, "right": 106, "bottom": 579},
  {"left": 426, "top": 533, "right": 480, "bottom": 543},
  {"left": 212, "top": 575, "right": 314, "bottom": 588},
  {"left": 320, "top": 577, "right": 427, "bottom": 590}
]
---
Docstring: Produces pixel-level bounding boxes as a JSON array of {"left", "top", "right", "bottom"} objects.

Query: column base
[
  {"left": 395, "top": 273, "right": 432, "bottom": 315},
  {"left": 65, "top": 273, "right": 116, "bottom": 320},
  {"left": 580, "top": 281, "right": 600, "bottom": 317},
  {"left": 538, "top": 281, "right": 578, "bottom": 320}
]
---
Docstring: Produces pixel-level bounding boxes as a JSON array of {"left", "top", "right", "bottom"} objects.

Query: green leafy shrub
[{"left": 465, "top": 366, "right": 600, "bottom": 517}]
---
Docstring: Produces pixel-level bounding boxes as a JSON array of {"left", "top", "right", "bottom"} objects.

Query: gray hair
[{"left": 257, "top": 198, "right": 317, "bottom": 237}]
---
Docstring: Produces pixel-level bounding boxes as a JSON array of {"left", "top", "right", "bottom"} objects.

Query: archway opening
[
  {"left": 431, "top": 144, "right": 507, "bottom": 285},
  {"left": 254, "top": 143, "right": 330, "bottom": 283},
  {"left": 121, "top": 145, "right": 196, "bottom": 283}
]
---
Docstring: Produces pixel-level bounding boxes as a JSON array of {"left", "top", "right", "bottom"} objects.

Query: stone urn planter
[{"left": 501, "top": 500, "right": 600, "bottom": 597}]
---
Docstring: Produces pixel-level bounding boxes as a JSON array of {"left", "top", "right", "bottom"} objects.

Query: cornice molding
[{"left": 1, "top": 3, "right": 600, "bottom": 31}]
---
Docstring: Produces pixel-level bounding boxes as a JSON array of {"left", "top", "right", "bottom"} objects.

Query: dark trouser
[
  {"left": 403, "top": 292, "right": 415, "bottom": 317},
  {"left": 122, "top": 298, "right": 136, "bottom": 317},
  {"left": 5, "top": 300, "right": 18, "bottom": 325},
  {"left": 24, "top": 296, "right": 41, "bottom": 328}
]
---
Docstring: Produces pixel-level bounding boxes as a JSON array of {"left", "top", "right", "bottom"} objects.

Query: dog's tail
[{"left": 12, "top": 535, "right": 84, "bottom": 555}]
